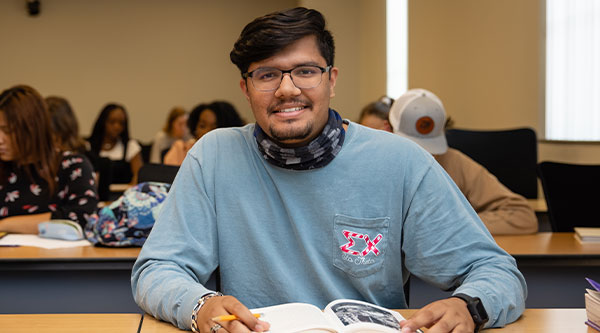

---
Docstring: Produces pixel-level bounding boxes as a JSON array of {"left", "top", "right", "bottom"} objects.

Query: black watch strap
[{"left": 452, "top": 293, "right": 489, "bottom": 332}]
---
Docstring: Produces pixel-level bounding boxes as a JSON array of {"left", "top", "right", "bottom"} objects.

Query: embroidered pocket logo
[{"left": 340, "top": 230, "right": 383, "bottom": 256}]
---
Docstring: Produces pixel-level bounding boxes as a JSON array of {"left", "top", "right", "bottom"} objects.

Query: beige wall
[
  {"left": 409, "top": 0, "right": 600, "bottom": 164},
  {"left": 0, "top": 0, "right": 296, "bottom": 142},
  {"left": 2, "top": 0, "right": 598, "bottom": 163},
  {"left": 0, "top": 0, "right": 385, "bottom": 142}
]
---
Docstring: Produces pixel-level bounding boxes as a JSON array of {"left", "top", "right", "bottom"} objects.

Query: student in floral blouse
[{"left": 0, "top": 85, "right": 98, "bottom": 233}]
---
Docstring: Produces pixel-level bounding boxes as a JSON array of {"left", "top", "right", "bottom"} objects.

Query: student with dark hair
[
  {"left": 87, "top": 103, "right": 143, "bottom": 184},
  {"left": 132, "top": 8, "right": 525, "bottom": 333},
  {"left": 358, "top": 96, "right": 394, "bottom": 131},
  {"left": 0, "top": 85, "right": 98, "bottom": 232},
  {"left": 163, "top": 101, "right": 244, "bottom": 166},
  {"left": 46, "top": 96, "right": 87, "bottom": 154},
  {"left": 150, "top": 106, "right": 190, "bottom": 164}
]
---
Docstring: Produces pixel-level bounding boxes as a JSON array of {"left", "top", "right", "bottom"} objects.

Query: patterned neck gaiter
[{"left": 254, "top": 109, "right": 346, "bottom": 170}]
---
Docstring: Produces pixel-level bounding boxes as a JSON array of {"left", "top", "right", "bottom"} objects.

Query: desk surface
[
  {"left": 3, "top": 232, "right": 595, "bottom": 260},
  {"left": 0, "top": 245, "right": 140, "bottom": 260},
  {"left": 0, "top": 313, "right": 141, "bottom": 333},
  {"left": 494, "top": 232, "right": 600, "bottom": 256},
  {"left": 139, "top": 309, "right": 591, "bottom": 332}
]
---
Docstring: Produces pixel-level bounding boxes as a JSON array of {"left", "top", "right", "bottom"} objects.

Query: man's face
[{"left": 240, "top": 35, "right": 338, "bottom": 147}]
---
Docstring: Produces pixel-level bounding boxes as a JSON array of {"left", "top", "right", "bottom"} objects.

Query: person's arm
[
  {"left": 163, "top": 140, "right": 187, "bottom": 166},
  {"left": 129, "top": 152, "right": 143, "bottom": 184},
  {"left": 53, "top": 154, "right": 99, "bottom": 228},
  {"left": 132, "top": 146, "right": 220, "bottom": 329},
  {"left": 435, "top": 149, "right": 538, "bottom": 235},
  {"left": 400, "top": 157, "right": 526, "bottom": 331},
  {"left": 0, "top": 212, "right": 51, "bottom": 234}
]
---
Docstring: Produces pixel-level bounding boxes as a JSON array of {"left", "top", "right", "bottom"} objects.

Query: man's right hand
[{"left": 196, "top": 295, "right": 270, "bottom": 332}]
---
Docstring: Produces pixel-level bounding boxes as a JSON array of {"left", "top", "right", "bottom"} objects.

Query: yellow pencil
[{"left": 211, "top": 313, "right": 262, "bottom": 321}]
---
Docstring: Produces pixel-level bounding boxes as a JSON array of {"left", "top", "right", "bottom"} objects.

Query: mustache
[{"left": 268, "top": 98, "right": 312, "bottom": 114}]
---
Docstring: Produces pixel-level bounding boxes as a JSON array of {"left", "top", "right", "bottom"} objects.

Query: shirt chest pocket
[{"left": 332, "top": 214, "right": 390, "bottom": 278}]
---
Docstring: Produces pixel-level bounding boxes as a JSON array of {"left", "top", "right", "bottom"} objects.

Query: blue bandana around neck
[{"left": 254, "top": 109, "right": 346, "bottom": 170}]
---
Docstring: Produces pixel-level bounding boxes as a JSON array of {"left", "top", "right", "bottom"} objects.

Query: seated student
[
  {"left": 357, "top": 95, "right": 394, "bottom": 132},
  {"left": 149, "top": 106, "right": 190, "bottom": 164},
  {"left": 87, "top": 103, "right": 143, "bottom": 184},
  {"left": 132, "top": 8, "right": 525, "bottom": 333},
  {"left": 46, "top": 96, "right": 88, "bottom": 154},
  {"left": 0, "top": 85, "right": 98, "bottom": 232},
  {"left": 163, "top": 101, "right": 244, "bottom": 166},
  {"left": 388, "top": 88, "right": 538, "bottom": 235}
]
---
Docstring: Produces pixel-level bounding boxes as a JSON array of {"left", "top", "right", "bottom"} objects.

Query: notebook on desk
[{"left": 574, "top": 228, "right": 600, "bottom": 243}]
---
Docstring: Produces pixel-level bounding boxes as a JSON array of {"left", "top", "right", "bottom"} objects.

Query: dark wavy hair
[
  {"left": 46, "top": 96, "right": 86, "bottom": 153},
  {"left": 187, "top": 101, "right": 244, "bottom": 136},
  {"left": 0, "top": 85, "right": 59, "bottom": 194},
  {"left": 359, "top": 96, "right": 394, "bottom": 123},
  {"left": 230, "top": 7, "right": 335, "bottom": 74},
  {"left": 88, "top": 103, "right": 130, "bottom": 156}
]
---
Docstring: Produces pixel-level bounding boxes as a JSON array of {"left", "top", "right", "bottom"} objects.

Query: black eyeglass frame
[{"left": 242, "top": 65, "right": 332, "bottom": 91}]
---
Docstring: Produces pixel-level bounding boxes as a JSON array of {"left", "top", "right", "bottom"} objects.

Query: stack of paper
[
  {"left": 585, "top": 278, "right": 600, "bottom": 331},
  {"left": 574, "top": 228, "right": 600, "bottom": 243}
]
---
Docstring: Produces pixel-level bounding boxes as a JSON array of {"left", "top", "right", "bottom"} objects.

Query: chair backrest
[
  {"left": 96, "top": 157, "right": 114, "bottom": 201},
  {"left": 445, "top": 127, "right": 538, "bottom": 198},
  {"left": 137, "top": 163, "right": 180, "bottom": 185},
  {"left": 537, "top": 161, "right": 600, "bottom": 232},
  {"left": 140, "top": 142, "right": 153, "bottom": 164}
]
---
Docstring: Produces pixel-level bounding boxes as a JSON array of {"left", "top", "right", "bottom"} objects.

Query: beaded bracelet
[{"left": 191, "top": 291, "right": 224, "bottom": 333}]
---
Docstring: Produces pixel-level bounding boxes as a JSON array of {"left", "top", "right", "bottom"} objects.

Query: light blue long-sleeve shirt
[{"left": 132, "top": 122, "right": 526, "bottom": 330}]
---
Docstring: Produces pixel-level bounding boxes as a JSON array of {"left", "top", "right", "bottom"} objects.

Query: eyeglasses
[{"left": 243, "top": 65, "right": 332, "bottom": 92}]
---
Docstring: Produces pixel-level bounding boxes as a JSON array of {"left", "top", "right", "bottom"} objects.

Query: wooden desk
[
  {"left": 0, "top": 313, "right": 141, "bottom": 333},
  {"left": 411, "top": 232, "right": 600, "bottom": 308},
  {"left": 139, "top": 309, "right": 591, "bottom": 332},
  {"left": 0, "top": 246, "right": 141, "bottom": 314}
]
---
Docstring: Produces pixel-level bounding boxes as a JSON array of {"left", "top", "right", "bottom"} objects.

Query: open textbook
[{"left": 251, "top": 299, "right": 406, "bottom": 333}]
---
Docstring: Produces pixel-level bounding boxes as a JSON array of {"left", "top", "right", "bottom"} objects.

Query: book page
[
  {"left": 323, "top": 299, "right": 405, "bottom": 333},
  {"left": 251, "top": 303, "right": 337, "bottom": 333}
]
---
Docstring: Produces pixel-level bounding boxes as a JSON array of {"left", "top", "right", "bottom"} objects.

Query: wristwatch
[{"left": 451, "top": 293, "right": 489, "bottom": 332}]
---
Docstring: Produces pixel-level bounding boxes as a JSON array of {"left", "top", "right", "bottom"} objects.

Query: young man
[
  {"left": 132, "top": 7, "right": 526, "bottom": 333},
  {"left": 387, "top": 88, "right": 538, "bottom": 235}
]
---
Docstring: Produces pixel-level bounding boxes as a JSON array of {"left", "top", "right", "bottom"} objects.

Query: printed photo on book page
[{"left": 251, "top": 299, "right": 406, "bottom": 333}]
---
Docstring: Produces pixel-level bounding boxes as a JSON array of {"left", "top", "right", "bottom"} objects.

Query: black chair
[
  {"left": 140, "top": 142, "right": 153, "bottom": 164},
  {"left": 96, "top": 157, "right": 114, "bottom": 201},
  {"left": 445, "top": 127, "right": 538, "bottom": 198},
  {"left": 537, "top": 161, "right": 600, "bottom": 232},
  {"left": 137, "top": 163, "right": 180, "bottom": 184}
]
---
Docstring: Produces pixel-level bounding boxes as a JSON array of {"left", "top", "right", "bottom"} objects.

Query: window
[
  {"left": 386, "top": 0, "right": 408, "bottom": 99},
  {"left": 546, "top": 0, "right": 600, "bottom": 141}
]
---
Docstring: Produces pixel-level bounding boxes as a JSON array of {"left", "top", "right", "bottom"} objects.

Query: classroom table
[
  {"left": 0, "top": 313, "right": 142, "bottom": 333},
  {"left": 0, "top": 245, "right": 142, "bottom": 314},
  {"left": 410, "top": 232, "right": 600, "bottom": 308},
  {"left": 139, "top": 309, "right": 591, "bottom": 332}
]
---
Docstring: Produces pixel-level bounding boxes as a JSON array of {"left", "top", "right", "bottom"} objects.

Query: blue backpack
[{"left": 85, "top": 182, "right": 170, "bottom": 247}]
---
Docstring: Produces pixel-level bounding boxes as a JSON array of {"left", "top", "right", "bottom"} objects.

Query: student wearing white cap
[{"left": 388, "top": 88, "right": 538, "bottom": 235}]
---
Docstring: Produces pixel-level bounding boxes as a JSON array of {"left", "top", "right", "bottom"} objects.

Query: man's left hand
[{"left": 399, "top": 297, "right": 474, "bottom": 333}]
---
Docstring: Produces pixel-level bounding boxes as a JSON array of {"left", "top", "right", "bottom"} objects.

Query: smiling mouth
[{"left": 273, "top": 106, "right": 307, "bottom": 114}]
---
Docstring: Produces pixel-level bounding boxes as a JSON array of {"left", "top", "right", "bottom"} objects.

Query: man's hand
[
  {"left": 195, "top": 295, "right": 270, "bottom": 332},
  {"left": 400, "top": 297, "right": 474, "bottom": 333}
]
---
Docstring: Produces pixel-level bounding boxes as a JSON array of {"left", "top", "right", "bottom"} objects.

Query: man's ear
[
  {"left": 328, "top": 67, "right": 339, "bottom": 98},
  {"left": 240, "top": 78, "right": 251, "bottom": 101}
]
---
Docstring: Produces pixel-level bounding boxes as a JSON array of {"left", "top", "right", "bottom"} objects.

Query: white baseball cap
[{"left": 388, "top": 88, "right": 448, "bottom": 154}]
